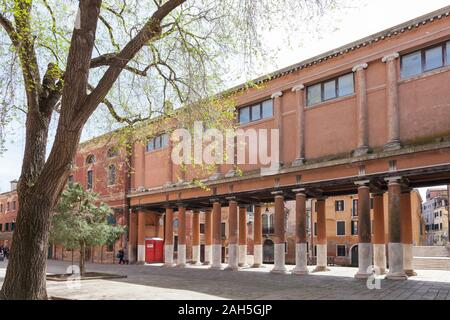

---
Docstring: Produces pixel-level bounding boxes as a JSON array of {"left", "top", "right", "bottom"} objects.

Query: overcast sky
[{"left": 1, "top": 0, "right": 449, "bottom": 195}]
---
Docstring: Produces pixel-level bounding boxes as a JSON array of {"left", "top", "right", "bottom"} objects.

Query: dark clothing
[{"left": 117, "top": 250, "right": 125, "bottom": 265}]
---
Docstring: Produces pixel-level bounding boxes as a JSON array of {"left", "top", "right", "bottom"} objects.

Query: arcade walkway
[{"left": 2, "top": 260, "right": 450, "bottom": 300}]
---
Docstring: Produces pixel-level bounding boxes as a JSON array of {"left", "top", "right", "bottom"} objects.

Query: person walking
[{"left": 117, "top": 248, "right": 125, "bottom": 265}]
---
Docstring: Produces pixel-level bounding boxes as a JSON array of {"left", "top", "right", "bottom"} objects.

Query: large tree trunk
[{"left": 0, "top": 189, "right": 52, "bottom": 300}]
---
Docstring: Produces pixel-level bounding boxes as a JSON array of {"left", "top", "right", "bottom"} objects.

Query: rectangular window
[
  {"left": 401, "top": 41, "right": 450, "bottom": 78},
  {"left": 337, "top": 221, "right": 345, "bottom": 236},
  {"left": 401, "top": 51, "right": 422, "bottom": 78},
  {"left": 11, "top": 222, "right": 15, "bottom": 231},
  {"left": 221, "top": 222, "right": 226, "bottom": 239},
  {"left": 323, "top": 80, "right": 337, "bottom": 101},
  {"left": 337, "top": 245, "right": 346, "bottom": 257},
  {"left": 352, "top": 199, "right": 359, "bottom": 217},
  {"left": 351, "top": 221, "right": 358, "bottom": 236},
  {"left": 87, "top": 170, "right": 93, "bottom": 189},
  {"left": 307, "top": 84, "right": 321, "bottom": 106},
  {"left": 154, "top": 136, "right": 162, "bottom": 149},
  {"left": 338, "top": 73, "right": 354, "bottom": 96},
  {"left": 4, "top": 223, "right": 9, "bottom": 232},
  {"left": 6, "top": 202, "right": 10, "bottom": 212},
  {"left": 239, "top": 107, "right": 250, "bottom": 124},
  {"left": 446, "top": 42, "right": 450, "bottom": 65},
  {"left": 314, "top": 222, "right": 318, "bottom": 236},
  {"left": 335, "top": 200, "right": 345, "bottom": 212},
  {"left": 12, "top": 201, "right": 16, "bottom": 211},
  {"left": 0, "top": 224, "right": 2, "bottom": 232},
  {"left": 251, "top": 104, "right": 261, "bottom": 121},
  {"left": 238, "top": 99, "right": 273, "bottom": 124},
  {"left": 261, "top": 100, "right": 273, "bottom": 118},
  {"left": 146, "top": 139, "right": 155, "bottom": 152},
  {"left": 174, "top": 236, "right": 178, "bottom": 252},
  {"left": 161, "top": 134, "right": 169, "bottom": 148},
  {"left": 425, "top": 46, "right": 443, "bottom": 71},
  {"left": 200, "top": 223, "right": 205, "bottom": 234},
  {"left": 306, "top": 73, "right": 354, "bottom": 106}
]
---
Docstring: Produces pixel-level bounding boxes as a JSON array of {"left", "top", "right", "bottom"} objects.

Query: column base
[
  {"left": 373, "top": 244, "right": 387, "bottom": 276},
  {"left": 204, "top": 245, "right": 212, "bottom": 266},
  {"left": 137, "top": 244, "right": 145, "bottom": 264},
  {"left": 354, "top": 146, "right": 369, "bottom": 157},
  {"left": 405, "top": 270, "right": 417, "bottom": 277},
  {"left": 292, "top": 158, "right": 305, "bottom": 167},
  {"left": 292, "top": 268, "right": 309, "bottom": 275},
  {"left": 175, "top": 263, "right": 186, "bottom": 268},
  {"left": 312, "top": 266, "right": 330, "bottom": 273},
  {"left": 202, "top": 262, "right": 211, "bottom": 266},
  {"left": 271, "top": 243, "right": 286, "bottom": 274},
  {"left": 251, "top": 264, "right": 263, "bottom": 268},
  {"left": 253, "top": 244, "right": 263, "bottom": 268},
  {"left": 383, "top": 141, "right": 401, "bottom": 152},
  {"left": 387, "top": 243, "right": 407, "bottom": 280},
  {"left": 224, "top": 266, "right": 239, "bottom": 271},
  {"left": 386, "top": 273, "right": 408, "bottom": 281},
  {"left": 355, "top": 243, "right": 373, "bottom": 279},
  {"left": 163, "top": 263, "right": 175, "bottom": 268},
  {"left": 210, "top": 244, "right": 222, "bottom": 270}
]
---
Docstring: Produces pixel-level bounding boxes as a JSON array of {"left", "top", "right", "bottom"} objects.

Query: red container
[{"left": 145, "top": 238, "right": 164, "bottom": 263}]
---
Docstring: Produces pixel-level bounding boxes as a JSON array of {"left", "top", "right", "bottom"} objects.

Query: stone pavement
[{"left": 1, "top": 259, "right": 450, "bottom": 300}]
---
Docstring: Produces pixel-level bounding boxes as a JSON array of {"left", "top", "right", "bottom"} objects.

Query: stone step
[
  {"left": 413, "top": 257, "right": 450, "bottom": 271},
  {"left": 413, "top": 246, "right": 450, "bottom": 257}
]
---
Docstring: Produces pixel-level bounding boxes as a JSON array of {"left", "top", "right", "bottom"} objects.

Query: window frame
[
  {"left": 238, "top": 99, "right": 274, "bottom": 125},
  {"left": 107, "top": 164, "right": 117, "bottom": 186},
  {"left": 336, "top": 221, "right": 346, "bottom": 236},
  {"left": 336, "top": 245, "right": 346, "bottom": 257},
  {"left": 306, "top": 72, "right": 355, "bottom": 107},
  {"left": 335, "top": 200, "right": 345, "bottom": 212},
  {"left": 146, "top": 133, "right": 169, "bottom": 152},
  {"left": 87, "top": 169, "right": 94, "bottom": 190},
  {"left": 401, "top": 41, "right": 450, "bottom": 78}
]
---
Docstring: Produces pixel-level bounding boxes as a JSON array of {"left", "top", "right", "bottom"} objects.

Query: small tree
[{"left": 49, "top": 183, "right": 125, "bottom": 276}]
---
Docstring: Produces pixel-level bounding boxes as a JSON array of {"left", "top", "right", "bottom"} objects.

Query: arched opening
[
  {"left": 263, "top": 239, "right": 274, "bottom": 264},
  {"left": 86, "top": 154, "right": 96, "bottom": 165}
]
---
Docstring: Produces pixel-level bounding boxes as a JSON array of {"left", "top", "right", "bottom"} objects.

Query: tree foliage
[{"left": 50, "top": 183, "right": 125, "bottom": 275}]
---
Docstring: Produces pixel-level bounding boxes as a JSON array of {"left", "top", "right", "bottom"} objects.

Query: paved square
[{"left": 2, "top": 260, "right": 450, "bottom": 300}]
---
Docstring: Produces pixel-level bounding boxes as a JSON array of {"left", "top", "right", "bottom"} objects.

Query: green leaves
[{"left": 50, "top": 182, "right": 125, "bottom": 250}]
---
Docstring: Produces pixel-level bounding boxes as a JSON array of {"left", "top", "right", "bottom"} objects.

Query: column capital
[
  {"left": 292, "top": 188, "right": 306, "bottom": 195},
  {"left": 355, "top": 180, "right": 370, "bottom": 187},
  {"left": 271, "top": 190, "right": 284, "bottom": 197},
  {"left": 352, "top": 63, "right": 368, "bottom": 72},
  {"left": 382, "top": 52, "right": 400, "bottom": 63},
  {"left": 291, "top": 84, "right": 305, "bottom": 92},
  {"left": 271, "top": 91, "right": 283, "bottom": 99},
  {"left": 385, "top": 176, "right": 402, "bottom": 184}
]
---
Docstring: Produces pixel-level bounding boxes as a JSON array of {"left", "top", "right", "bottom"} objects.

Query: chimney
[{"left": 10, "top": 180, "right": 18, "bottom": 191}]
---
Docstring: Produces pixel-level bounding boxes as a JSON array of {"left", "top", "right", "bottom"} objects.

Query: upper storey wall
[{"left": 131, "top": 13, "right": 450, "bottom": 191}]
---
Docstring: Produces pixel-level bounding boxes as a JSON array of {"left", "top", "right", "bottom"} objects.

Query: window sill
[
  {"left": 238, "top": 116, "right": 274, "bottom": 128},
  {"left": 399, "top": 65, "right": 450, "bottom": 84},
  {"left": 305, "top": 93, "right": 356, "bottom": 110}
]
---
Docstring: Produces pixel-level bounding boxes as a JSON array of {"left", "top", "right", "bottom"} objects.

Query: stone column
[
  {"left": 164, "top": 208, "right": 175, "bottom": 267},
  {"left": 238, "top": 206, "right": 248, "bottom": 267},
  {"left": 252, "top": 205, "right": 263, "bottom": 268},
  {"left": 355, "top": 181, "right": 373, "bottom": 278},
  {"left": 211, "top": 201, "right": 222, "bottom": 269},
  {"left": 272, "top": 91, "right": 283, "bottom": 168},
  {"left": 401, "top": 189, "right": 417, "bottom": 277},
  {"left": 385, "top": 177, "right": 407, "bottom": 280},
  {"left": 191, "top": 210, "right": 201, "bottom": 265},
  {"left": 353, "top": 63, "right": 369, "bottom": 156},
  {"left": 292, "top": 85, "right": 306, "bottom": 166},
  {"left": 382, "top": 53, "right": 401, "bottom": 151},
  {"left": 128, "top": 211, "right": 138, "bottom": 263},
  {"left": 176, "top": 206, "right": 186, "bottom": 267},
  {"left": 373, "top": 193, "right": 387, "bottom": 275},
  {"left": 271, "top": 193, "right": 287, "bottom": 273},
  {"left": 314, "top": 198, "right": 329, "bottom": 272},
  {"left": 292, "top": 190, "right": 308, "bottom": 275},
  {"left": 137, "top": 210, "right": 146, "bottom": 264},
  {"left": 203, "top": 209, "right": 212, "bottom": 265},
  {"left": 226, "top": 199, "right": 238, "bottom": 271}
]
